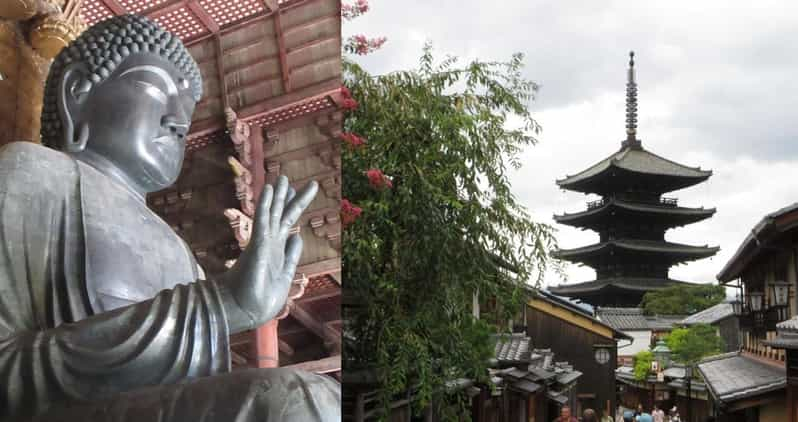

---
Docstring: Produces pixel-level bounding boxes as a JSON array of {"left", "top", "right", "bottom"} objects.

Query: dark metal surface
[{"left": 0, "top": 14, "right": 338, "bottom": 421}]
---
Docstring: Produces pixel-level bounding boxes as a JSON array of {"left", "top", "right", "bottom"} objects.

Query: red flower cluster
[
  {"left": 340, "top": 132, "right": 366, "bottom": 149},
  {"left": 346, "top": 35, "right": 387, "bottom": 56},
  {"left": 340, "top": 85, "right": 358, "bottom": 110},
  {"left": 341, "top": 199, "right": 363, "bottom": 228},
  {"left": 341, "top": 0, "right": 369, "bottom": 19},
  {"left": 366, "top": 168, "right": 393, "bottom": 190}
]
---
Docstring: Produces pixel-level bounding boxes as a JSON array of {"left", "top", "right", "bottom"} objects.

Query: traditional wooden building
[
  {"left": 550, "top": 52, "right": 717, "bottom": 307},
  {"left": 525, "top": 290, "right": 631, "bottom": 418},
  {"left": 0, "top": 0, "right": 345, "bottom": 375},
  {"left": 680, "top": 301, "right": 741, "bottom": 353},
  {"left": 616, "top": 363, "right": 711, "bottom": 422},
  {"left": 596, "top": 307, "right": 685, "bottom": 366},
  {"left": 713, "top": 203, "right": 798, "bottom": 421}
]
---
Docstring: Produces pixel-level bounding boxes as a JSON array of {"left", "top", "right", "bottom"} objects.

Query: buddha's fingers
[
  {"left": 280, "top": 181, "right": 318, "bottom": 237},
  {"left": 252, "top": 184, "right": 274, "bottom": 242},
  {"left": 283, "top": 234, "right": 303, "bottom": 282},
  {"left": 270, "top": 176, "right": 289, "bottom": 231}
]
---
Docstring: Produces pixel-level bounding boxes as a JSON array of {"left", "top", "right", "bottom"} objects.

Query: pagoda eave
[
  {"left": 549, "top": 278, "right": 695, "bottom": 307},
  {"left": 557, "top": 166, "right": 711, "bottom": 196},
  {"left": 552, "top": 240, "right": 719, "bottom": 265},
  {"left": 553, "top": 200, "right": 716, "bottom": 229}
]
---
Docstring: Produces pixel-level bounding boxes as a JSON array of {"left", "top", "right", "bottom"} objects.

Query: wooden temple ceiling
[{"left": 79, "top": 0, "right": 342, "bottom": 374}]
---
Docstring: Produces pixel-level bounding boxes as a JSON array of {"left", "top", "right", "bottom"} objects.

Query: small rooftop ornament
[{"left": 623, "top": 51, "right": 641, "bottom": 149}]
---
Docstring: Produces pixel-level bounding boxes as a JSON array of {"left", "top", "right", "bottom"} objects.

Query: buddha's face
[{"left": 59, "top": 53, "right": 197, "bottom": 192}]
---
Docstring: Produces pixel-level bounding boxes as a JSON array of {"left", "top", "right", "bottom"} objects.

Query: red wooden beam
[
  {"left": 214, "top": 35, "right": 229, "bottom": 110},
  {"left": 282, "top": 355, "right": 341, "bottom": 374},
  {"left": 186, "top": 0, "right": 220, "bottom": 33},
  {"left": 273, "top": 11, "right": 291, "bottom": 93},
  {"left": 262, "top": 0, "right": 279, "bottom": 12},
  {"left": 145, "top": 0, "right": 188, "bottom": 20},
  {"left": 99, "top": 0, "right": 126, "bottom": 14}
]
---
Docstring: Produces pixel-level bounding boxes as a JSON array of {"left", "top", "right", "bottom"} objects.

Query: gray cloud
[{"left": 345, "top": 0, "right": 798, "bottom": 289}]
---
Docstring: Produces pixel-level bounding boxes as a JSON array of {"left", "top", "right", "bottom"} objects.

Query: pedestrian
[
  {"left": 669, "top": 406, "right": 681, "bottom": 422},
  {"left": 553, "top": 405, "right": 578, "bottom": 422},
  {"left": 635, "top": 404, "right": 644, "bottom": 419},
  {"left": 622, "top": 410, "right": 635, "bottom": 422},
  {"left": 637, "top": 413, "right": 653, "bottom": 422},
  {"left": 599, "top": 409, "right": 613, "bottom": 422},
  {"left": 652, "top": 404, "right": 664, "bottom": 422},
  {"left": 583, "top": 409, "right": 597, "bottom": 422}
]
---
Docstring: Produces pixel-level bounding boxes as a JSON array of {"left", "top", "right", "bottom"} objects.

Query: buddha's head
[{"left": 41, "top": 14, "right": 202, "bottom": 193}]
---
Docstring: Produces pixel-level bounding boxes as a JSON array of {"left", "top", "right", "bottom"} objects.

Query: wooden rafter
[
  {"left": 99, "top": 0, "right": 126, "bottom": 14},
  {"left": 296, "top": 288, "right": 340, "bottom": 304},
  {"left": 214, "top": 35, "right": 229, "bottom": 110},
  {"left": 282, "top": 355, "right": 341, "bottom": 374},
  {"left": 273, "top": 10, "right": 291, "bottom": 93},
  {"left": 279, "top": 339, "right": 295, "bottom": 356},
  {"left": 289, "top": 303, "right": 340, "bottom": 347},
  {"left": 186, "top": 0, "right": 219, "bottom": 33},
  {"left": 145, "top": 1, "right": 188, "bottom": 20}
]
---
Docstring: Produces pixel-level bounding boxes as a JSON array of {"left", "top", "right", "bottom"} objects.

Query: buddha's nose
[{"left": 161, "top": 115, "right": 189, "bottom": 139}]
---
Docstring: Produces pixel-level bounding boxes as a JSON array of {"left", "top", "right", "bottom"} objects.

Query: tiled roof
[
  {"left": 553, "top": 239, "right": 719, "bottom": 261},
  {"left": 717, "top": 202, "right": 798, "bottom": 282},
  {"left": 697, "top": 352, "right": 785, "bottom": 404},
  {"left": 551, "top": 278, "right": 690, "bottom": 295},
  {"left": 765, "top": 316, "right": 798, "bottom": 349},
  {"left": 557, "top": 147, "right": 711, "bottom": 188},
  {"left": 681, "top": 303, "right": 734, "bottom": 325},
  {"left": 494, "top": 333, "right": 531, "bottom": 364},
  {"left": 555, "top": 198, "right": 715, "bottom": 224},
  {"left": 596, "top": 307, "right": 685, "bottom": 331}
]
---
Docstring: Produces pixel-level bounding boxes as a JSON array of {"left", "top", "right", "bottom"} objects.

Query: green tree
[
  {"left": 665, "top": 324, "right": 725, "bottom": 364},
  {"left": 640, "top": 284, "right": 726, "bottom": 315},
  {"left": 633, "top": 350, "right": 654, "bottom": 381},
  {"left": 342, "top": 46, "right": 556, "bottom": 419}
]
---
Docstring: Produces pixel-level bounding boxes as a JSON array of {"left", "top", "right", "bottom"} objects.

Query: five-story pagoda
[{"left": 549, "top": 52, "right": 718, "bottom": 307}]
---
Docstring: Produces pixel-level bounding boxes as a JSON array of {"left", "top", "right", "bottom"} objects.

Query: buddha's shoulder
[{"left": 0, "top": 142, "right": 77, "bottom": 184}]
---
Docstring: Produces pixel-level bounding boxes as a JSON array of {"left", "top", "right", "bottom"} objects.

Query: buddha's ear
[{"left": 57, "top": 63, "right": 93, "bottom": 152}]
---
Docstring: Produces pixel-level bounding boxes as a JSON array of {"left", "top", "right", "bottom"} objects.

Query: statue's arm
[{"left": 0, "top": 279, "right": 231, "bottom": 419}]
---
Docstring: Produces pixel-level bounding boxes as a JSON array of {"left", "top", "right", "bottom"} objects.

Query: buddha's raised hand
[{"left": 219, "top": 175, "right": 318, "bottom": 333}]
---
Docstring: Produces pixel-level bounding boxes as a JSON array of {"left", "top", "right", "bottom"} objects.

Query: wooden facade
[{"left": 525, "top": 293, "right": 628, "bottom": 419}]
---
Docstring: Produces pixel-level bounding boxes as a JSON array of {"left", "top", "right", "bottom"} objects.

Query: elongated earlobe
[{"left": 57, "top": 64, "right": 92, "bottom": 151}]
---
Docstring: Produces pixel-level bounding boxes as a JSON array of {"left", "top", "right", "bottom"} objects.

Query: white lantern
[
  {"left": 731, "top": 295, "right": 743, "bottom": 316},
  {"left": 771, "top": 282, "right": 790, "bottom": 307},
  {"left": 749, "top": 291, "right": 764, "bottom": 312}
]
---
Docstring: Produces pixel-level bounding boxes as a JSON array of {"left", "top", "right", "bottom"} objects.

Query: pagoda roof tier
[
  {"left": 556, "top": 146, "right": 712, "bottom": 195},
  {"left": 554, "top": 198, "right": 715, "bottom": 230},
  {"left": 549, "top": 278, "right": 694, "bottom": 307},
  {"left": 552, "top": 239, "right": 719, "bottom": 267}
]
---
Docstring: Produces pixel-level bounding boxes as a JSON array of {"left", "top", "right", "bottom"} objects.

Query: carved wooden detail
[
  {"left": 319, "top": 176, "right": 340, "bottom": 200},
  {"left": 225, "top": 107, "right": 252, "bottom": 168},
  {"left": 310, "top": 212, "right": 341, "bottom": 250},
  {"left": 315, "top": 111, "right": 343, "bottom": 139},
  {"left": 223, "top": 208, "right": 253, "bottom": 250},
  {"left": 228, "top": 156, "right": 255, "bottom": 216}
]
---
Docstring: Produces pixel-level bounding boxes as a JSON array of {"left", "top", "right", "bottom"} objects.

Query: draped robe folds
[{"left": 0, "top": 142, "right": 341, "bottom": 421}]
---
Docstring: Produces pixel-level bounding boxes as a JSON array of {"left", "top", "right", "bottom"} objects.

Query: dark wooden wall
[
  {"left": 717, "top": 317, "right": 741, "bottom": 353},
  {"left": 525, "top": 305, "right": 618, "bottom": 419}
]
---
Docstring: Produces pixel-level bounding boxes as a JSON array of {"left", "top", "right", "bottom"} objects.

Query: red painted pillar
[
  {"left": 248, "top": 124, "right": 279, "bottom": 368},
  {"left": 253, "top": 320, "right": 280, "bottom": 368}
]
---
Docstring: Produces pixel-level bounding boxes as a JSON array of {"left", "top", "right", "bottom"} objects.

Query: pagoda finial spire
[{"left": 623, "top": 51, "right": 641, "bottom": 149}]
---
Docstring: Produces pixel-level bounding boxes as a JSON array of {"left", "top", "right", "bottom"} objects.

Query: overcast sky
[{"left": 343, "top": 1, "right": 798, "bottom": 292}]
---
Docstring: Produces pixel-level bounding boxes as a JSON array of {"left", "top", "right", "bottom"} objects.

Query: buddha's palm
[{"left": 221, "top": 175, "right": 318, "bottom": 333}]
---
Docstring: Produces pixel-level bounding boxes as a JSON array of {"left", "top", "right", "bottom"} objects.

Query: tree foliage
[
  {"left": 633, "top": 351, "right": 653, "bottom": 381},
  {"left": 665, "top": 324, "right": 725, "bottom": 364},
  {"left": 640, "top": 284, "right": 726, "bottom": 315},
  {"left": 342, "top": 46, "right": 556, "bottom": 418}
]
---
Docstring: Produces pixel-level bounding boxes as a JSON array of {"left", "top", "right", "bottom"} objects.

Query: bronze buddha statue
[{"left": 0, "top": 14, "right": 339, "bottom": 421}]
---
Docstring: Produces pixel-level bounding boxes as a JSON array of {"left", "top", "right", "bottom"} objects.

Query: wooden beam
[
  {"left": 282, "top": 355, "right": 341, "bottom": 374},
  {"left": 188, "top": 78, "right": 341, "bottom": 137},
  {"left": 279, "top": 339, "right": 295, "bottom": 356},
  {"left": 186, "top": 0, "right": 219, "bottom": 33},
  {"left": 296, "top": 257, "right": 340, "bottom": 278},
  {"left": 290, "top": 303, "right": 339, "bottom": 346},
  {"left": 214, "top": 35, "right": 229, "bottom": 110},
  {"left": 145, "top": 0, "right": 188, "bottom": 20},
  {"left": 223, "top": 52, "right": 280, "bottom": 77},
  {"left": 99, "top": 0, "right": 126, "bottom": 14},
  {"left": 231, "top": 350, "right": 249, "bottom": 366},
  {"left": 262, "top": 0, "right": 279, "bottom": 12},
  {"left": 296, "top": 288, "right": 340, "bottom": 304},
  {"left": 273, "top": 11, "right": 291, "bottom": 93},
  {"left": 283, "top": 13, "right": 339, "bottom": 39},
  {"left": 227, "top": 72, "right": 283, "bottom": 96}
]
